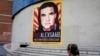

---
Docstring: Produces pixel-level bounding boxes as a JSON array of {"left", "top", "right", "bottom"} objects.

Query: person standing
[{"left": 67, "top": 44, "right": 80, "bottom": 56}]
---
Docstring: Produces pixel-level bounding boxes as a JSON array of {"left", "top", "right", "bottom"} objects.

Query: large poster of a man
[{"left": 32, "top": 0, "right": 62, "bottom": 45}]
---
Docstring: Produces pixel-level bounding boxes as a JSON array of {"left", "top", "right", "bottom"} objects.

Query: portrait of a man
[{"left": 33, "top": 1, "right": 62, "bottom": 42}]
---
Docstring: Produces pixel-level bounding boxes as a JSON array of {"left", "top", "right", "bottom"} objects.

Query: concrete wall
[
  {"left": 11, "top": 0, "right": 100, "bottom": 50},
  {"left": 63, "top": 0, "right": 100, "bottom": 47}
]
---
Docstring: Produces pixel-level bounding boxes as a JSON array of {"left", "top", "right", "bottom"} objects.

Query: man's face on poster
[{"left": 40, "top": 7, "right": 56, "bottom": 30}]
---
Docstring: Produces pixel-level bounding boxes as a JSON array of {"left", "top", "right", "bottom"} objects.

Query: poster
[{"left": 32, "top": 0, "right": 62, "bottom": 46}]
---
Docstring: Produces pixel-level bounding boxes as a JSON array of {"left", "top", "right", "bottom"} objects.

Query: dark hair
[
  {"left": 38, "top": 2, "right": 59, "bottom": 31},
  {"left": 67, "top": 44, "right": 80, "bottom": 56}
]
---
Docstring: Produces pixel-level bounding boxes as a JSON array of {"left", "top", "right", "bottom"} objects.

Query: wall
[
  {"left": 63, "top": 0, "right": 100, "bottom": 47},
  {"left": 11, "top": 0, "right": 100, "bottom": 50},
  {"left": 0, "top": 0, "right": 12, "bottom": 43},
  {"left": 0, "top": 0, "right": 12, "bottom": 55}
]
